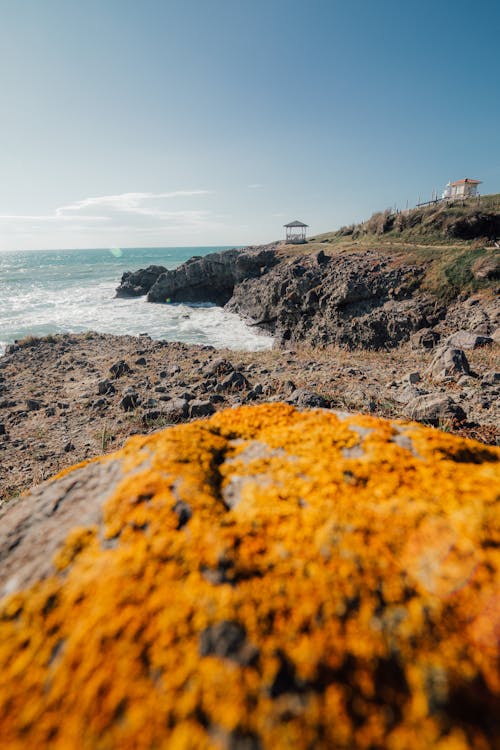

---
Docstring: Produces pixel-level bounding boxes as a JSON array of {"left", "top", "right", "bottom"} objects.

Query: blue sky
[{"left": 0, "top": 0, "right": 498, "bottom": 250}]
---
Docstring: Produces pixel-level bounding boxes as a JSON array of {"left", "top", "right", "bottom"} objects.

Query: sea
[{"left": 0, "top": 246, "right": 274, "bottom": 356}]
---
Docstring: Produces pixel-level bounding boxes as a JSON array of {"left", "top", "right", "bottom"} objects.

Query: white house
[{"left": 442, "top": 178, "right": 482, "bottom": 200}]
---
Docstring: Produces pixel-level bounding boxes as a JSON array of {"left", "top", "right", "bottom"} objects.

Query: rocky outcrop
[
  {"left": 444, "top": 293, "right": 500, "bottom": 335},
  {"left": 426, "top": 346, "right": 471, "bottom": 382},
  {"left": 146, "top": 246, "right": 279, "bottom": 305},
  {"left": 0, "top": 404, "right": 498, "bottom": 749},
  {"left": 227, "top": 250, "right": 444, "bottom": 348},
  {"left": 115, "top": 265, "right": 167, "bottom": 297}
]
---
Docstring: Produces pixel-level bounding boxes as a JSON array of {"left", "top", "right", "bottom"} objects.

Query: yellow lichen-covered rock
[{"left": 0, "top": 404, "right": 499, "bottom": 749}]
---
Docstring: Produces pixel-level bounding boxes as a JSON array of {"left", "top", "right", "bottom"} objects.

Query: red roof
[{"left": 450, "top": 178, "right": 482, "bottom": 186}]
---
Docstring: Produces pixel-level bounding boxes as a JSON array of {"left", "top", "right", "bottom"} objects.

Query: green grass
[{"left": 276, "top": 193, "right": 500, "bottom": 299}]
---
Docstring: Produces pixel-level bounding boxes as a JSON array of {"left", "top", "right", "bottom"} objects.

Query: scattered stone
[
  {"left": 163, "top": 398, "right": 188, "bottom": 421},
  {"left": 457, "top": 375, "right": 476, "bottom": 387},
  {"left": 135, "top": 357, "right": 147, "bottom": 366},
  {"left": 481, "top": 370, "right": 500, "bottom": 386},
  {"left": 110, "top": 360, "right": 131, "bottom": 379},
  {"left": 0, "top": 424, "right": 5, "bottom": 435},
  {"left": 406, "top": 394, "right": 466, "bottom": 425},
  {"left": 410, "top": 328, "right": 441, "bottom": 350},
  {"left": 404, "top": 372, "right": 421, "bottom": 385},
  {"left": 142, "top": 410, "right": 161, "bottom": 425},
  {"left": 287, "top": 389, "right": 329, "bottom": 408},
  {"left": 446, "top": 330, "right": 493, "bottom": 349},
  {"left": 204, "top": 358, "right": 234, "bottom": 377},
  {"left": 217, "top": 371, "right": 249, "bottom": 392},
  {"left": 98, "top": 379, "right": 115, "bottom": 395},
  {"left": 393, "top": 384, "right": 428, "bottom": 405},
  {"left": 189, "top": 400, "right": 215, "bottom": 418},
  {"left": 26, "top": 399, "right": 42, "bottom": 411},
  {"left": 63, "top": 441, "right": 75, "bottom": 453},
  {"left": 427, "top": 346, "right": 470, "bottom": 381},
  {"left": 120, "top": 389, "right": 140, "bottom": 412}
]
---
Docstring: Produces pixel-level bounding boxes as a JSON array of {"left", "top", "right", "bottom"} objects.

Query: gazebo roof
[
  {"left": 284, "top": 220, "right": 309, "bottom": 228},
  {"left": 450, "top": 178, "right": 481, "bottom": 186}
]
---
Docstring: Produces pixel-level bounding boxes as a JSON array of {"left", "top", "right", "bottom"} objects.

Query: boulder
[
  {"left": 405, "top": 393, "right": 466, "bottom": 425},
  {"left": 110, "top": 360, "right": 131, "bottom": 379},
  {"left": 286, "top": 388, "right": 329, "bottom": 408},
  {"left": 446, "top": 330, "right": 493, "bottom": 349},
  {"left": 147, "top": 247, "right": 279, "bottom": 305},
  {"left": 189, "top": 399, "right": 215, "bottom": 418},
  {"left": 115, "top": 265, "right": 167, "bottom": 297},
  {"left": 120, "top": 388, "right": 140, "bottom": 412},
  {"left": 427, "top": 346, "right": 470, "bottom": 381},
  {"left": 0, "top": 405, "right": 498, "bottom": 748},
  {"left": 410, "top": 327, "right": 441, "bottom": 350}
]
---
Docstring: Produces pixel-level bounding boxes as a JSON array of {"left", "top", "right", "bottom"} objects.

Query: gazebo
[{"left": 284, "top": 220, "right": 308, "bottom": 244}]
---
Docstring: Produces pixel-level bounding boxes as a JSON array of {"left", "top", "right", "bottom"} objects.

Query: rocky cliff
[
  {"left": 116, "top": 248, "right": 498, "bottom": 349},
  {"left": 0, "top": 404, "right": 498, "bottom": 749},
  {"left": 117, "top": 246, "right": 279, "bottom": 306},
  {"left": 115, "top": 196, "right": 500, "bottom": 349},
  {"left": 226, "top": 249, "right": 445, "bottom": 348}
]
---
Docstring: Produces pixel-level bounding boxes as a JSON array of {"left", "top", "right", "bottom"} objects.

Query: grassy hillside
[{"left": 279, "top": 194, "right": 500, "bottom": 300}]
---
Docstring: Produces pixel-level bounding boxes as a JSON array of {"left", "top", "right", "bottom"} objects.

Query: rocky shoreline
[
  {"left": 1, "top": 324, "right": 498, "bottom": 502},
  {"left": 115, "top": 243, "right": 499, "bottom": 348}
]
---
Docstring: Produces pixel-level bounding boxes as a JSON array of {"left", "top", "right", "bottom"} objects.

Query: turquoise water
[{"left": 0, "top": 247, "right": 273, "bottom": 354}]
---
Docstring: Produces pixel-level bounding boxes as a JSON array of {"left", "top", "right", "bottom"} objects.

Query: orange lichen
[{"left": 0, "top": 404, "right": 498, "bottom": 749}]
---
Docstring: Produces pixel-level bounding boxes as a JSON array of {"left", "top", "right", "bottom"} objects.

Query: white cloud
[
  {"left": 55, "top": 190, "right": 212, "bottom": 218},
  {"left": 247, "top": 183, "right": 262, "bottom": 189},
  {"left": 0, "top": 190, "right": 218, "bottom": 243}
]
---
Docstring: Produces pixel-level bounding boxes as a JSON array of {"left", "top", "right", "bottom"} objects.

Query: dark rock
[
  {"left": 286, "top": 389, "right": 329, "bottom": 408},
  {"left": 189, "top": 400, "right": 215, "bottom": 418},
  {"left": 226, "top": 250, "right": 442, "bottom": 349},
  {"left": 63, "top": 441, "right": 75, "bottom": 453},
  {"left": 115, "top": 265, "right": 167, "bottom": 297},
  {"left": 204, "top": 358, "right": 234, "bottom": 377},
  {"left": 142, "top": 410, "right": 161, "bottom": 425},
  {"left": 135, "top": 357, "right": 147, "bottom": 366},
  {"left": 120, "top": 389, "right": 140, "bottom": 412},
  {"left": 45, "top": 407, "right": 56, "bottom": 417},
  {"left": 147, "top": 246, "right": 279, "bottom": 305},
  {"left": 26, "top": 399, "right": 42, "bottom": 411},
  {"left": 90, "top": 397, "right": 109, "bottom": 410},
  {"left": 410, "top": 328, "right": 441, "bottom": 350},
  {"left": 98, "top": 379, "right": 115, "bottom": 395},
  {"left": 110, "top": 360, "right": 131, "bottom": 379},
  {"left": 217, "top": 371, "right": 249, "bottom": 392},
  {"left": 0, "top": 424, "right": 5, "bottom": 435}
]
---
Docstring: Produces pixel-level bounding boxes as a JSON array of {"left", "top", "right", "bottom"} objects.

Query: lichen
[{"left": 0, "top": 404, "right": 498, "bottom": 749}]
